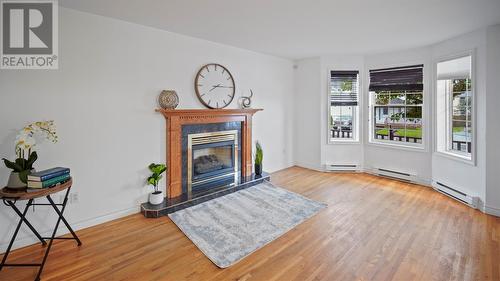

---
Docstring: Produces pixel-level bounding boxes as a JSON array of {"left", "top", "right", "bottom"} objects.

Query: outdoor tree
[{"left": 341, "top": 79, "right": 353, "bottom": 92}]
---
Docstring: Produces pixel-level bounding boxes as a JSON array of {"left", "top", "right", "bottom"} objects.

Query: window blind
[
  {"left": 330, "top": 70, "right": 359, "bottom": 106},
  {"left": 369, "top": 64, "right": 423, "bottom": 91}
]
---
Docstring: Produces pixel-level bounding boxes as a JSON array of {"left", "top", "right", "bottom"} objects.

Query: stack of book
[{"left": 27, "top": 167, "right": 71, "bottom": 190}]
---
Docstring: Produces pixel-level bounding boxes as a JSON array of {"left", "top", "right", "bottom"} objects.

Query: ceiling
[{"left": 60, "top": 0, "right": 500, "bottom": 59}]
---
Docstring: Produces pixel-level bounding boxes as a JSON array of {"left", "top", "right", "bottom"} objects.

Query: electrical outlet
[
  {"left": 73, "top": 192, "right": 79, "bottom": 203},
  {"left": 70, "top": 192, "right": 79, "bottom": 204}
]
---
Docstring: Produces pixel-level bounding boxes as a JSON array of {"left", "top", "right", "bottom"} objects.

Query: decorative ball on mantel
[{"left": 158, "top": 90, "right": 179, "bottom": 109}]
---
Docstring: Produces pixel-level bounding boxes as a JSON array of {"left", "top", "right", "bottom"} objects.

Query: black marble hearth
[{"left": 141, "top": 172, "right": 270, "bottom": 218}]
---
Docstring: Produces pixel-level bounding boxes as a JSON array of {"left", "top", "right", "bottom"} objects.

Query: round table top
[{"left": 0, "top": 178, "right": 73, "bottom": 200}]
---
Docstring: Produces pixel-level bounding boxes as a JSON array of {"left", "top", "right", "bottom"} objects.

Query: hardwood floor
[{"left": 1, "top": 166, "right": 499, "bottom": 281}]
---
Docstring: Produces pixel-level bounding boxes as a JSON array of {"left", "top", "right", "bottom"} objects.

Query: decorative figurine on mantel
[
  {"left": 158, "top": 90, "right": 179, "bottom": 110},
  {"left": 240, "top": 89, "right": 254, "bottom": 109}
]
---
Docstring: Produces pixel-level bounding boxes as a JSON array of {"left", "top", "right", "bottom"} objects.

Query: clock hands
[
  {"left": 209, "top": 84, "right": 234, "bottom": 92},
  {"left": 209, "top": 84, "right": 221, "bottom": 92}
]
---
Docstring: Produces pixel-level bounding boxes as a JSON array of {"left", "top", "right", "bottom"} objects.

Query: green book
[{"left": 27, "top": 174, "right": 70, "bottom": 189}]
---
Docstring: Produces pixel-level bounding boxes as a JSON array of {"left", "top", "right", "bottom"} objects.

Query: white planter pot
[
  {"left": 149, "top": 191, "right": 164, "bottom": 205},
  {"left": 7, "top": 172, "right": 26, "bottom": 189}
]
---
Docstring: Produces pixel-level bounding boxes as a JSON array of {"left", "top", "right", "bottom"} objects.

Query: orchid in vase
[{"left": 2, "top": 121, "right": 58, "bottom": 187}]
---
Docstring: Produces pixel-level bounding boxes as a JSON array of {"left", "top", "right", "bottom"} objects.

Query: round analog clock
[{"left": 195, "top": 63, "right": 235, "bottom": 109}]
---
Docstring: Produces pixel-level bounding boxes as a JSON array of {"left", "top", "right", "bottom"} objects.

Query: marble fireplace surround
[{"left": 156, "top": 108, "right": 262, "bottom": 199}]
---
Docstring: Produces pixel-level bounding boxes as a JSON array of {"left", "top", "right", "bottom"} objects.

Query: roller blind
[
  {"left": 330, "top": 70, "right": 359, "bottom": 106},
  {"left": 369, "top": 64, "right": 423, "bottom": 91},
  {"left": 437, "top": 56, "right": 471, "bottom": 80}
]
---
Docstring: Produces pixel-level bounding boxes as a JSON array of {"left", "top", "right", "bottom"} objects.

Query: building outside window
[
  {"left": 329, "top": 71, "right": 359, "bottom": 142},
  {"left": 369, "top": 65, "right": 424, "bottom": 146},
  {"left": 436, "top": 55, "right": 473, "bottom": 160}
]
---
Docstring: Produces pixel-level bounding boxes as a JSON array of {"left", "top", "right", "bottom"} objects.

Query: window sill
[
  {"left": 434, "top": 150, "right": 475, "bottom": 166},
  {"left": 328, "top": 139, "right": 361, "bottom": 145},
  {"left": 367, "top": 139, "right": 426, "bottom": 152}
]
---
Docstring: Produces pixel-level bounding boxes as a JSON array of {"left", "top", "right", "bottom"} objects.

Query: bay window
[
  {"left": 436, "top": 55, "right": 473, "bottom": 161},
  {"left": 329, "top": 71, "right": 359, "bottom": 142},
  {"left": 369, "top": 65, "right": 424, "bottom": 146}
]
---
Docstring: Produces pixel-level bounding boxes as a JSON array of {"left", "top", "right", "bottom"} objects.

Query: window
[
  {"left": 436, "top": 55, "right": 473, "bottom": 160},
  {"left": 329, "top": 71, "right": 359, "bottom": 142},
  {"left": 369, "top": 65, "right": 424, "bottom": 146}
]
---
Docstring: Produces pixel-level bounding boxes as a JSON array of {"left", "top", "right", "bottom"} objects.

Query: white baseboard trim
[
  {"left": 363, "top": 167, "right": 432, "bottom": 186},
  {"left": 412, "top": 177, "right": 432, "bottom": 186},
  {"left": 295, "top": 163, "right": 432, "bottom": 185},
  {"left": 0, "top": 206, "right": 140, "bottom": 253},
  {"left": 294, "top": 161, "right": 324, "bottom": 172},
  {"left": 481, "top": 205, "right": 500, "bottom": 217}
]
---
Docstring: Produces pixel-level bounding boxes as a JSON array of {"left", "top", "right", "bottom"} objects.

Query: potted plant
[
  {"left": 2, "top": 151, "right": 38, "bottom": 189},
  {"left": 254, "top": 141, "right": 263, "bottom": 176},
  {"left": 147, "top": 163, "right": 167, "bottom": 205},
  {"left": 2, "top": 121, "right": 57, "bottom": 189}
]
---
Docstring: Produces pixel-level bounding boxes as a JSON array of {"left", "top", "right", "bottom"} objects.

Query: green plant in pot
[
  {"left": 254, "top": 141, "right": 263, "bottom": 176},
  {"left": 147, "top": 163, "right": 167, "bottom": 205},
  {"left": 3, "top": 151, "right": 38, "bottom": 188}
]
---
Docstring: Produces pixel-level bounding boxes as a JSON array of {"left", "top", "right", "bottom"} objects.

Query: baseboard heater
[
  {"left": 433, "top": 181, "right": 478, "bottom": 208},
  {"left": 374, "top": 168, "right": 415, "bottom": 182},
  {"left": 325, "top": 164, "right": 360, "bottom": 172}
]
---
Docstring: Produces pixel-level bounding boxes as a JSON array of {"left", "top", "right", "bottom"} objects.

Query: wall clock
[{"left": 195, "top": 63, "right": 235, "bottom": 109}]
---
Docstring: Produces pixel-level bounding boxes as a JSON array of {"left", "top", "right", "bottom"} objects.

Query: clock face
[{"left": 195, "top": 64, "right": 235, "bottom": 109}]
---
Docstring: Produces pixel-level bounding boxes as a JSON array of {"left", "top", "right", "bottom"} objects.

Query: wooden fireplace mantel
[{"left": 156, "top": 108, "right": 263, "bottom": 198}]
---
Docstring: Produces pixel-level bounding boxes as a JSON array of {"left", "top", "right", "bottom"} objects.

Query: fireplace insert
[{"left": 187, "top": 130, "right": 238, "bottom": 194}]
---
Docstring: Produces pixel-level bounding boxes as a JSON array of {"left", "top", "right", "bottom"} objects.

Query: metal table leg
[
  {"left": 35, "top": 187, "right": 81, "bottom": 281},
  {"left": 0, "top": 186, "right": 82, "bottom": 281},
  {"left": 46, "top": 194, "right": 81, "bottom": 246},
  {"left": 0, "top": 199, "right": 35, "bottom": 271},
  {"left": 5, "top": 200, "right": 47, "bottom": 246}
]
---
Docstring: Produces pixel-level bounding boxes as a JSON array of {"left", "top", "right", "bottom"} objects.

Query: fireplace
[
  {"left": 155, "top": 108, "right": 262, "bottom": 198},
  {"left": 141, "top": 108, "right": 270, "bottom": 217},
  {"left": 187, "top": 130, "right": 238, "bottom": 195}
]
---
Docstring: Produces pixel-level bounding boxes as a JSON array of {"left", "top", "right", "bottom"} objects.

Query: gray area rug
[{"left": 168, "top": 181, "right": 327, "bottom": 268}]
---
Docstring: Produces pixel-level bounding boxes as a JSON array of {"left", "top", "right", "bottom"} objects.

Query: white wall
[
  {"left": 293, "top": 58, "right": 322, "bottom": 170},
  {"left": 485, "top": 24, "right": 500, "bottom": 215},
  {"left": 320, "top": 55, "right": 365, "bottom": 168},
  {"left": 0, "top": 8, "right": 294, "bottom": 251}
]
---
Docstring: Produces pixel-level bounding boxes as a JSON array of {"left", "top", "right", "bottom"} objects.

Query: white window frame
[
  {"left": 327, "top": 70, "right": 360, "bottom": 144},
  {"left": 434, "top": 50, "right": 476, "bottom": 165},
  {"left": 367, "top": 64, "right": 426, "bottom": 151}
]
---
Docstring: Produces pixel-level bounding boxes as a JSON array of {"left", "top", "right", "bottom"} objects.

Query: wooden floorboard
[{"left": 1, "top": 166, "right": 498, "bottom": 281}]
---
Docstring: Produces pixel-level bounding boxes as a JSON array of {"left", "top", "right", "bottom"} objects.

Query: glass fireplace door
[{"left": 187, "top": 130, "right": 238, "bottom": 194}]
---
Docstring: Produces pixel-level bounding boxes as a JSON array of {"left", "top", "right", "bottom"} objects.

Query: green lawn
[{"left": 376, "top": 128, "right": 422, "bottom": 138}]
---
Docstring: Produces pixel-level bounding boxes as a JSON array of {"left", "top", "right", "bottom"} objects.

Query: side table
[{"left": 0, "top": 178, "right": 81, "bottom": 281}]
